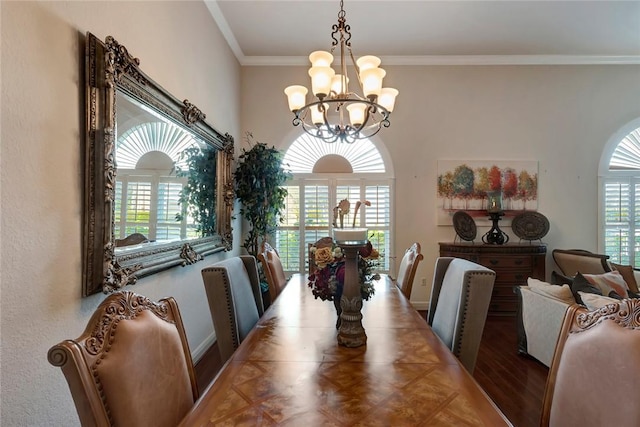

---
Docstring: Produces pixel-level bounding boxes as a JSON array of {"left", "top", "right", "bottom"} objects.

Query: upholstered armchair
[
  {"left": 201, "top": 256, "right": 265, "bottom": 363},
  {"left": 541, "top": 299, "right": 640, "bottom": 426},
  {"left": 48, "top": 291, "right": 198, "bottom": 427},
  {"left": 428, "top": 257, "right": 496, "bottom": 373}
]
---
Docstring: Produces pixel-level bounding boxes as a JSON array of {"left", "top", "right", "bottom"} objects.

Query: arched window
[
  {"left": 115, "top": 121, "right": 200, "bottom": 243},
  {"left": 276, "top": 133, "right": 394, "bottom": 274},
  {"left": 600, "top": 119, "right": 640, "bottom": 267}
]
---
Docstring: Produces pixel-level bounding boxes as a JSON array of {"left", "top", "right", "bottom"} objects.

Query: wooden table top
[{"left": 179, "top": 274, "right": 512, "bottom": 426}]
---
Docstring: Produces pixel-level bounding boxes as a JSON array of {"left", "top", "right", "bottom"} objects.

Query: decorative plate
[
  {"left": 511, "top": 211, "right": 550, "bottom": 241},
  {"left": 453, "top": 211, "right": 477, "bottom": 242}
]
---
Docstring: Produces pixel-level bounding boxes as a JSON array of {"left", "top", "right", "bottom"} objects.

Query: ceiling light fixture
[{"left": 284, "top": 0, "right": 398, "bottom": 144}]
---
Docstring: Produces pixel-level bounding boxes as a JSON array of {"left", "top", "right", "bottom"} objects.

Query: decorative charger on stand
[
  {"left": 511, "top": 211, "right": 550, "bottom": 243},
  {"left": 453, "top": 211, "right": 477, "bottom": 243}
]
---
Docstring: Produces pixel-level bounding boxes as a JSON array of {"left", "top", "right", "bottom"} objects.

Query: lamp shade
[
  {"left": 356, "top": 55, "right": 381, "bottom": 72},
  {"left": 346, "top": 103, "right": 367, "bottom": 127},
  {"left": 360, "top": 67, "right": 386, "bottom": 99},
  {"left": 309, "top": 50, "right": 333, "bottom": 67},
  {"left": 309, "top": 66, "right": 335, "bottom": 98},
  {"left": 378, "top": 88, "right": 399, "bottom": 112},
  {"left": 284, "top": 85, "right": 308, "bottom": 112},
  {"left": 310, "top": 103, "right": 328, "bottom": 126},
  {"left": 331, "top": 74, "right": 349, "bottom": 96}
]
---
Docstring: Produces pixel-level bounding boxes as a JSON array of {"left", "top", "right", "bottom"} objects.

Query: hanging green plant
[
  {"left": 174, "top": 144, "right": 217, "bottom": 237},
  {"left": 234, "top": 132, "right": 291, "bottom": 259}
]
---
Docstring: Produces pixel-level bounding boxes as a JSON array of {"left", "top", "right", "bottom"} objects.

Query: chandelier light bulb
[
  {"left": 356, "top": 55, "right": 381, "bottom": 72},
  {"left": 309, "top": 50, "right": 334, "bottom": 67},
  {"left": 378, "top": 88, "right": 399, "bottom": 112},
  {"left": 309, "top": 66, "right": 335, "bottom": 99},
  {"left": 346, "top": 102, "right": 367, "bottom": 127},
  {"left": 311, "top": 103, "right": 328, "bottom": 126},
  {"left": 360, "top": 67, "right": 386, "bottom": 99},
  {"left": 331, "top": 74, "right": 349, "bottom": 96},
  {"left": 284, "top": 85, "right": 308, "bottom": 112}
]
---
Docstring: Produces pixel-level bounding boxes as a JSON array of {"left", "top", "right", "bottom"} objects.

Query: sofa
[{"left": 515, "top": 249, "right": 640, "bottom": 367}]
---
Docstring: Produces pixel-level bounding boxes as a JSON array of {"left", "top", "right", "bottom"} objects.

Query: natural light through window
[
  {"left": 277, "top": 134, "right": 393, "bottom": 275},
  {"left": 603, "top": 125, "right": 640, "bottom": 267}
]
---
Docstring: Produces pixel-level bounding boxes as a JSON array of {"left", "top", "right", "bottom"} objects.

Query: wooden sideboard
[{"left": 439, "top": 242, "right": 547, "bottom": 316}]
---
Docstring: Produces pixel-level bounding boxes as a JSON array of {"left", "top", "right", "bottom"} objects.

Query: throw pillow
[
  {"left": 551, "top": 270, "right": 574, "bottom": 286},
  {"left": 527, "top": 277, "right": 575, "bottom": 304},
  {"left": 570, "top": 272, "right": 602, "bottom": 305},
  {"left": 611, "top": 263, "right": 639, "bottom": 293},
  {"left": 581, "top": 270, "right": 629, "bottom": 298},
  {"left": 578, "top": 291, "right": 619, "bottom": 311}
]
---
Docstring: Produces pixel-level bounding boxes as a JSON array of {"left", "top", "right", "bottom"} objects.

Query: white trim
[
  {"left": 204, "top": 0, "right": 244, "bottom": 63},
  {"left": 191, "top": 332, "right": 216, "bottom": 363},
  {"left": 410, "top": 301, "right": 430, "bottom": 311},
  {"left": 241, "top": 55, "right": 640, "bottom": 67}
]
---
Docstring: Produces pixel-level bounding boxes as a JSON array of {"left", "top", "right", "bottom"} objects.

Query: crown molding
[{"left": 241, "top": 55, "right": 640, "bottom": 67}]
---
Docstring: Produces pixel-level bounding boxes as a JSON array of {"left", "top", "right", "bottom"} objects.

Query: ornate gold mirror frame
[{"left": 83, "top": 32, "right": 234, "bottom": 296}]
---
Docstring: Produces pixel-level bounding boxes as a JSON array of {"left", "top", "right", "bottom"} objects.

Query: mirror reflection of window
[{"left": 115, "top": 118, "right": 201, "bottom": 246}]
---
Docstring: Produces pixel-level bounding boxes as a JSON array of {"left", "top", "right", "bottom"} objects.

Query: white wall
[
  {"left": 0, "top": 1, "right": 241, "bottom": 425},
  {"left": 242, "top": 64, "right": 640, "bottom": 307}
]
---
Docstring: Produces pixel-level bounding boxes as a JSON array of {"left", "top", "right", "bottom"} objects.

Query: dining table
[{"left": 179, "top": 274, "right": 512, "bottom": 426}]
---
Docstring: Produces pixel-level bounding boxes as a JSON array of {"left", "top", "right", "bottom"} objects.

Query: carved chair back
[
  {"left": 541, "top": 299, "right": 640, "bottom": 426},
  {"left": 395, "top": 242, "right": 424, "bottom": 299},
  {"left": 48, "top": 291, "right": 198, "bottom": 427}
]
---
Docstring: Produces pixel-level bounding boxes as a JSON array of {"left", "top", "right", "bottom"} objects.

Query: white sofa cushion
[
  {"left": 578, "top": 291, "right": 620, "bottom": 311},
  {"left": 527, "top": 277, "right": 576, "bottom": 305}
]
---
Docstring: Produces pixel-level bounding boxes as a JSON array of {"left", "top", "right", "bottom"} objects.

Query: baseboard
[
  {"left": 410, "top": 300, "right": 429, "bottom": 311},
  {"left": 192, "top": 332, "right": 216, "bottom": 363}
]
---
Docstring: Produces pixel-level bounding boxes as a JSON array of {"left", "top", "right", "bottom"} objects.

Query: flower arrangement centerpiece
[{"left": 308, "top": 199, "right": 380, "bottom": 303}]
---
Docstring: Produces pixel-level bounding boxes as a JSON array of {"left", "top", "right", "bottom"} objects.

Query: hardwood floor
[{"left": 194, "top": 313, "right": 548, "bottom": 427}]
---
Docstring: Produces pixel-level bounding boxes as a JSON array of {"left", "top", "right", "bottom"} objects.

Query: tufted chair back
[
  {"left": 201, "top": 256, "right": 265, "bottom": 363},
  {"left": 48, "top": 291, "right": 198, "bottom": 427},
  {"left": 395, "top": 242, "right": 424, "bottom": 299},
  {"left": 258, "top": 242, "right": 288, "bottom": 304},
  {"left": 541, "top": 299, "right": 640, "bottom": 427},
  {"left": 427, "top": 257, "right": 496, "bottom": 373}
]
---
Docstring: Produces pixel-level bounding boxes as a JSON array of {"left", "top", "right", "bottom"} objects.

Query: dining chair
[
  {"left": 540, "top": 299, "right": 640, "bottom": 427},
  {"left": 201, "top": 256, "right": 265, "bottom": 363},
  {"left": 395, "top": 242, "right": 424, "bottom": 299},
  {"left": 47, "top": 291, "right": 198, "bottom": 427},
  {"left": 257, "top": 241, "right": 288, "bottom": 303},
  {"left": 427, "top": 257, "right": 496, "bottom": 373}
]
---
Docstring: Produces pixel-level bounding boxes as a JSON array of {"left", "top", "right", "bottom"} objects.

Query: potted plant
[
  {"left": 234, "top": 133, "right": 291, "bottom": 301},
  {"left": 174, "top": 144, "right": 217, "bottom": 237}
]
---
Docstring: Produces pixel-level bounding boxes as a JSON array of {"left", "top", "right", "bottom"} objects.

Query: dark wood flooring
[{"left": 194, "top": 314, "right": 548, "bottom": 427}]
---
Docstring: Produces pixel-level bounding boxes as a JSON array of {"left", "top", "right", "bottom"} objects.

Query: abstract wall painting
[{"left": 437, "top": 160, "right": 538, "bottom": 226}]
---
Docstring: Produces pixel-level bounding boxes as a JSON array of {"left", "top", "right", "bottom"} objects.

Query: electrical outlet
[{"left": 421, "top": 277, "right": 427, "bottom": 287}]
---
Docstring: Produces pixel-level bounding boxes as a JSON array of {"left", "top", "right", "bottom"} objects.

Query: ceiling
[{"left": 206, "top": 0, "right": 640, "bottom": 66}]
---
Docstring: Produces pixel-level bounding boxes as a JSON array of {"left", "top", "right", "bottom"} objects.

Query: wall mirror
[{"left": 83, "top": 32, "right": 234, "bottom": 296}]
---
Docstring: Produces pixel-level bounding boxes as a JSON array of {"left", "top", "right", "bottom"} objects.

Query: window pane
[
  {"left": 281, "top": 186, "right": 300, "bottom": 227},
  {"left": 366, "top": 185, "right": 391, "bottom": 227},
  {"left": 126, "top": 182, "right": 151, "bottom": 224},
  {"left": 305, "top": 185, "right": 330, "bottom": 227},
  {"left": 276, "top": 230, "right": 300, "bottom": 271}
]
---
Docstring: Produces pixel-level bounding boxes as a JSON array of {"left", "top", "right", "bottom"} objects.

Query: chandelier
[{"left": 284, "top": 0, "right": 398, "bottom": 144}]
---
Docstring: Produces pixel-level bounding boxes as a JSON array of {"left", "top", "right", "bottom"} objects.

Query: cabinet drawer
[
  {"left": 494, "top": 271, "right": 529, "bottom": 286},
  {"left": 492, "top": 285, "right": 517, "bottom": 299},
  {"left": 488, "top": 299, "right": 518, "bottom": 315},
  {"left": 480, "top": 255, "right": 532, "bottom": 269}
]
